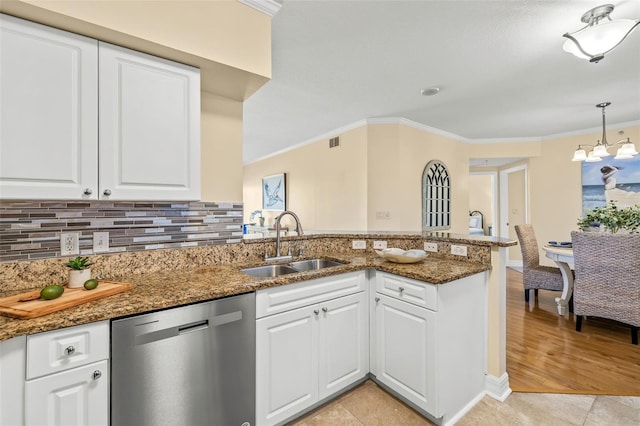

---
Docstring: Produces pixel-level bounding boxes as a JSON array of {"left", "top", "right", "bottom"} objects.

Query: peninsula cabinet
[
  {"left": 371, "top": 271, "right": 487, "bottom": 424},
  {"left": 255, "top": 271, "right": 369, "bottom": 426},
  {"left": 0, "top": 14, "right": 201, "bottom": 201}
]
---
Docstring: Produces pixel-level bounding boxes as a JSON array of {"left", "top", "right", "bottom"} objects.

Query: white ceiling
[{"left": 242, "top": 0, "right": 640, "bottom": 164}]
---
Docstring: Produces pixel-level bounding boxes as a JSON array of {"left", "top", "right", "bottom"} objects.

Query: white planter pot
[{"left": 68, "top": 269, "right": 91, "bottom": 288}]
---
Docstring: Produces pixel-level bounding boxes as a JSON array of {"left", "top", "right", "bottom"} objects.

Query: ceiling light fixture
[
  {"left": 571, "top": 102, "right": 637, "bottom": 162},
  {"left": 562, "top": 4, "right": 640, "bottom": 63}
]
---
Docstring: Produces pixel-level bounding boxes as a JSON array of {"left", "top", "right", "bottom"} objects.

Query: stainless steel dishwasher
[{"left": 111, "top": 292, "right": 255, "bottom": 426}]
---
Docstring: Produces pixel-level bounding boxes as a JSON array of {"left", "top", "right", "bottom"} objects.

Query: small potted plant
[
  {"left": 65, "top": 256, "right": 93, "bottom": 288},
  {"left": 250, "top": 209, "right": 265, "bottom": 227},
  {"left": 577, "top": 201, "right": 640, "bottom": 234}
]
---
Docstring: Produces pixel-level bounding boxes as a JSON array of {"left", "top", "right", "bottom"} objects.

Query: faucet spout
[{"left": 269, "top": 210, "right": 304, "bottom": 260}]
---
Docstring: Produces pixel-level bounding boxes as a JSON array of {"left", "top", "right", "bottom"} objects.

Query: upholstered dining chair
[
  {"left": 514, "top": 224, "right": 565, "bottom": 304},
  {"left": 571, "top": 231, "right": 640, "bottom": 345}
]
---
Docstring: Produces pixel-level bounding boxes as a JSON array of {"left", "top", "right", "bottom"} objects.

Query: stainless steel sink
[
  {"left": 241, "top": 264, "right": 299, "bottom": 278},
  {"left": 241, "top": 258, "right": 344, "bottom": 278},
  {"left": 289, "top": 258, "right": 344, "bottom": 272}
]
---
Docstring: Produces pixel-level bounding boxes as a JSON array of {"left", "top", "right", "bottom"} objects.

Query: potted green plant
[
  {"left": 65, "top": 256, "right": 93, "bottom": 288},
  {"left": 577, "top": 201, "right": 640, "bottom": 234}
]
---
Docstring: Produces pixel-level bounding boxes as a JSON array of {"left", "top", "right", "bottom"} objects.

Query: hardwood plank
[{"left": 506, "top": 268, "right": 640, "bottom": 396}]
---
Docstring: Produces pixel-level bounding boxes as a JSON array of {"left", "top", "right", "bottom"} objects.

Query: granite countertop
[{"left": 0, "top": 253, "right": 489, "bottom": 342}]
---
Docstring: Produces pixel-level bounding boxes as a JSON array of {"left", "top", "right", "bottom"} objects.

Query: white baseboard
[
  {"left": 485, "top": 372, "right": 512, "bottom": 402},
  {"left": 443, "top": 390, "right": 486, "bottom": 426},
  {"left": 507, "top": 259, "right": 523, "bottom": 269}
]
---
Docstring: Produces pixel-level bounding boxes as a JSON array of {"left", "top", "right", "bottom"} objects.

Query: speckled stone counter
[
  {"left": 0, "top": 232, "right": 516, "bottom": 342},
  {"left": 0, "top": 251, "right": 490, "bottom": 342}
]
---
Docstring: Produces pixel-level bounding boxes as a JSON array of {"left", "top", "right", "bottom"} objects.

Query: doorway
[{"left": 499, "top": 163, "right": 528, "bottom": 268}]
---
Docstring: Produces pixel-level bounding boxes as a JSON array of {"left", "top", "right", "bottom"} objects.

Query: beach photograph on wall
[
  {"left": 582, "top": 156, "right": 640, "bottom": 214},
  {"left": 262, "top": 173, "right": 286, "bottom": 211}
]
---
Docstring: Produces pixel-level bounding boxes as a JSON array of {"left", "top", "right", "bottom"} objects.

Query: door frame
[
  {"left": 469, "top": 170, "right": 498, "bottom": 236},
  {"left": 499, "top": 164, "right": 528, "bottom": 267}
]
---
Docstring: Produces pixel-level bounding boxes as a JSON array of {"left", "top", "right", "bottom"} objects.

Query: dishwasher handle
[
  {"left": 178, "top": 320, "right": 209, "bottom": 335},
  {"left": 134, "top": 310, "right": 244, "bottom": 346}
]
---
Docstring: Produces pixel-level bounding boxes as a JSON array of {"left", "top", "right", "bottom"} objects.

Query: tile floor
[{"left": 288, "top": 380, "right": 640, "bottom": 425}]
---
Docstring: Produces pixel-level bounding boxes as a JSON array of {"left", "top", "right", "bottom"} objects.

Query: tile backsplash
[{"left": 0, "top": 200, "right": 243, "bottom": 262}]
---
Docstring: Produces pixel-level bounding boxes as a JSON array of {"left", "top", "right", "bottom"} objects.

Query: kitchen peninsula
[{"left": 0, "top": 232, "right": 515, "bottom": 425}]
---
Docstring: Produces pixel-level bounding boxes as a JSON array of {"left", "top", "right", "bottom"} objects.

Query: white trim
[
  {"left": 244, "top": 116, "right": 640, "bottom": 165},
  {"left": 237, "top": 0, "right": 282, "bottom": 17},
  {"left": 443, "top": 390, "right": 487, "bottom": 426},
  {"left": 485, "top": 373, "right": 512, "bottom": 402},
  {"left": 507, "top": 259, "right": 523, "bottom": 268}
]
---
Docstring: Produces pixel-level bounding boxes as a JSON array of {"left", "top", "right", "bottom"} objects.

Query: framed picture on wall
[
  {"left": 262, "top": 173, "right": 286, "bottom": 211},
  {"left": 582, "top": 156, "right": 640, "bottom": 215}
]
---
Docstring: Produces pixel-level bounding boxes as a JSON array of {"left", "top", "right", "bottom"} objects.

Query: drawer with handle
[
  {"left": 375, "top": 271, "right": 437, "bottom": 311},
  {"left": 26, "top": 320, "right": 109, "bottom": 380}
]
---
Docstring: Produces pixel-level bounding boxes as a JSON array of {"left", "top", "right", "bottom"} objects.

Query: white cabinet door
[
  {"left": 375, "top": 293, "right": 437, "bottom": 415},
  {"left": 256, "top": 305, "right": 319, "bottom": 426},
  {"left": 25, "top": 360, "right": 108, "bottom": 426},
  {"left": 0, "top": 15, "right": 98, "bottom": 200},
  {"left": 318, "top": 291, "right": 368, "bottom": 400},
  {"left": 99, "top": 42, "right": 201, "bottom": 201}
]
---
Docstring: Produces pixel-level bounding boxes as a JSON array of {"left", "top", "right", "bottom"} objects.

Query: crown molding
[
  {"left": 238, "top": 0, "right": 282, "bottom": 17},
  {"left": 244, "top": 117, "right": 640, "bottom": 165}
]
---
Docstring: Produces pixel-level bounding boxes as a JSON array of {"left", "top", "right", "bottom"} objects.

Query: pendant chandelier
[
  {"left": 571, "top": 102, "right": 637, "bottom": 162},
  {"left": 562, "top": 4, "right": 640, "bottom": 63}
]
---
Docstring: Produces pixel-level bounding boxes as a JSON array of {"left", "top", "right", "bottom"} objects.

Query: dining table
[{"left": 542, "top": 245, "right": 574, "bottom": 315}]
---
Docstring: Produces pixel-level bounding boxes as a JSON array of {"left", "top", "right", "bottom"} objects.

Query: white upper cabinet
[
  {"left": 0, "top": 14, "right": 98, "bottom": 200},
  {"left": 0, "top": 15, "right": 201, "bottom": 201},
  {"left": 99, "top": 42, "right": 200, "bottom": 201}
]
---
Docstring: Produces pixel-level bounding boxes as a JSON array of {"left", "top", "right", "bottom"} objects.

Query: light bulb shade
[
  {"left": 614, "top": 147, "right": 634, "bottom": 160},
  {"left": 592, "top": 144, "right": 610, "bottom": 157},
  {"left": 585, "top": 151, "right": 603, "bottom": 162},
  {"left": 563, "top": 18, "right": 640, "bottom": 61},
  {"left": 572, "top": 149, "right": 588, "bottom": 161},
  {"left": 620, "top": 142, "right": 639, "bottom": 155}
]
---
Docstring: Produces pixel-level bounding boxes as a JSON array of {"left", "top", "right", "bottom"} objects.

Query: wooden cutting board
[{"left": 0, "top": 281, "right": 132, "bottom": 319}]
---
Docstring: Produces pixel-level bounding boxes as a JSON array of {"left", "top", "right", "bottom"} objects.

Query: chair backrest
[
  {"left": 514, "top": 224, "right": 539, "bottom": 269},
  {"left": 572, "top": 231, "right": 640, "bottom": 289},
  {"left": 571, "top": 231, "right": 640, "bottom": 325}
]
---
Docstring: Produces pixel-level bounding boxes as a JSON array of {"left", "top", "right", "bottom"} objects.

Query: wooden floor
[{"left": 506, "top": 267, "right": 640, "bottom": 395}]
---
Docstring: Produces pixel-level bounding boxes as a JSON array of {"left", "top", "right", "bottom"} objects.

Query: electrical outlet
[
  {"left": 60, "top": 233, "right": 79, "bottom": 256},
  {"left": 373, "top": 240, "right": 387, "bottom": 249},
  {"left": 424, "top": 242, "right": 438, "bottom": 252},
  {"left": 93, "top": 232, "right": 109, "bottom": 253},
  {"left": 352, "top": 240, "right": 366, "bottom": 250},
  {"left": 451, "top": 244, "right": 468, "bottom": 256},
  {"left": 375, "top": 211, "right": 391, "bottom": 220}
]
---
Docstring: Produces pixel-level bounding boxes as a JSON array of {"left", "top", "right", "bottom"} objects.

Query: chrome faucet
[{"left": 265, "top": 210, "right": 304, "bottom": 261}]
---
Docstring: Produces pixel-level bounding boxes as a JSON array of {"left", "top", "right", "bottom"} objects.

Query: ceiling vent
[{"left": 329, "top": 136, "right": 340, "bottom": 148}]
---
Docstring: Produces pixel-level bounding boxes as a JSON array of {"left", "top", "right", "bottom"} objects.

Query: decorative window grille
[{"left": 422, "top": 160, "right": 451, "bottom": 230}]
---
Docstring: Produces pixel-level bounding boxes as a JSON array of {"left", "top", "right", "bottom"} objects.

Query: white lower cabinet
[
  {"left": 25, "top": 360, "right": 108, "bottom": 426},
  {"left": 0, "top": 321, "right": 110, "bottom": 426},
  {"left": 374, "top": 293, "right": 437, "bottom": 414},
  {"left": 372, "top": 271, "right": 487, "bottom": 424},
  {"left": 256, "top": 272, "right": 369, "bottom": 426}
]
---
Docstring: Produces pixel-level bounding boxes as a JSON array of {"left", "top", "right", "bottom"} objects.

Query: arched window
[{"left": 422, "top": 160, "right": 451, "bottom": 231}]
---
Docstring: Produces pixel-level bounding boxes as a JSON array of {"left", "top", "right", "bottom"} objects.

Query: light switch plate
[{"left": 93, "top": 232, "right": 110, "bottom": 253}]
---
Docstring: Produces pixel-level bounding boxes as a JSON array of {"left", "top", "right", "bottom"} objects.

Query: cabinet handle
[
  {"left": 83, "top": 188, "right": 92, "bottom": 196},
  {"left": 322, "top": 307, "right": 328, "bottom": 313},
  {"left": 313, "top": 309, "right": 319, "bottom": 315},
  {"left": 91, "top": 370, "right": 102, "bottom": 380},
  {"left": 398, "top": 286, "right": 405, "bottom": 293},
  {"left": 375, "top": 297, "right": 380, "bottom": 303},
  {"left": 64, "top": 345, "right": 75, "bottom": 356},
  {"left": 103, "top": 189, "right": 112, "bottom": 196}
]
